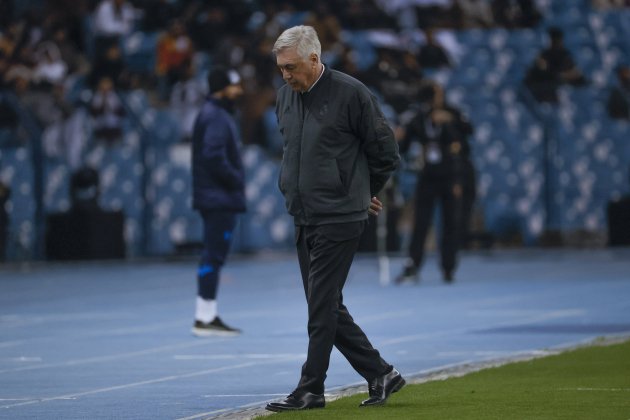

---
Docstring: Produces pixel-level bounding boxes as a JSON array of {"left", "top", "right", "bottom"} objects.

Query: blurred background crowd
[{"left": 0, "top": 0, "right": 629, "bottom": 262}]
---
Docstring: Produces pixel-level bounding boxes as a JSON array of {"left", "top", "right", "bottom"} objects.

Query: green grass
[{"left": 258, "top": 339, "right": 630, "bottom": 419}]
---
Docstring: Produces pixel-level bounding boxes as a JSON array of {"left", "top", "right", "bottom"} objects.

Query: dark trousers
[
  {"left": 460, "top": 161, "right": 477, "bottom": 249},
  {"left": 197, "top": 210, "right": 238, "bottom": 300},
  {"left": 408, "top": 174, "right": 461, "bottom": 273},
  {"left": 295, "top": 221, "right": 391, "bottom": 395}
]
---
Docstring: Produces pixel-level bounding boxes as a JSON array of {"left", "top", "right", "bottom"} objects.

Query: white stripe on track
[
  {"left": 0, "top": 340, "right": 221, "bottom": 374},
  {"left": 174, "top": 353, "right": 305, "bottom": 360},
  {"left": 1, "top": 355, "right": 304, "bottom": 409}
]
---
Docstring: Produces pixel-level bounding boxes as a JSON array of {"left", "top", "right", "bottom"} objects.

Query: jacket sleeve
[
  {"left": 201, "top": 116, "right": 244, "bottom": 191},
  {"left": 357, "top": 91, "right": 400, "bottom": 196}
]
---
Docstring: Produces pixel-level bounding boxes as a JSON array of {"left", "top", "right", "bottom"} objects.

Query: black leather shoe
[
  {"left": 265, "top": 390, "right": 325, "bottom": 412},
  {"left": 360, "top": 368, "right": 406, "bottom": 407}
]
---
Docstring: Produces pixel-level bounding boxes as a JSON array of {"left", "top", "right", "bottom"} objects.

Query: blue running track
[{"left": 1, "top": 248, "right": 629, "bottom": 419}]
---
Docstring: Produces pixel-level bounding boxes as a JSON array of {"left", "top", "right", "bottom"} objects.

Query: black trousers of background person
[
  {"left": 408, "top": 173, "right": 461, "bottom": 274},
  {"left": 295, "top": 221, "right": 392, "bottom": 395},
  {"left": 197, "top": 210, "right": 238, "bottom": 300}
]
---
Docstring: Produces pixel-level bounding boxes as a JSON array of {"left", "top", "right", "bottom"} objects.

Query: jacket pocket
[{"left": 334, "top": 158, "right": 349, "bottom": 194}]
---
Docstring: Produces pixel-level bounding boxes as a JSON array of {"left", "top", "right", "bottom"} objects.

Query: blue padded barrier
[{"left": 0, "top": 147, "right": 36, "bottom": 260}]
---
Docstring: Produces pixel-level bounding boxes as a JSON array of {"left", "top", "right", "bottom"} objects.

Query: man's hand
[{"left": 368, "top": 196, "right": 383, "bottom": 216}]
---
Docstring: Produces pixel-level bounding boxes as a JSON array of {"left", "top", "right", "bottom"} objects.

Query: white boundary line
[{"left": 0, "top": 340, "right": 220, "bottom": 374}]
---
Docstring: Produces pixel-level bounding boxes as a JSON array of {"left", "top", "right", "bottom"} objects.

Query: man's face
[
  {"left": 275, "top": 47, "right": 319, "bottom": 92},
  {"left": 224, "top": 84, "right": 244, "bottom": 101}
]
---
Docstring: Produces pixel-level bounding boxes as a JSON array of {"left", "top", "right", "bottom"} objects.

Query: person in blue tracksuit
[{"left": 190, "top": 65, "right": 245, "bottom": 337}]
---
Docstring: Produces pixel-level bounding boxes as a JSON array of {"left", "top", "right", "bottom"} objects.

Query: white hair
[{"left": 272, "top": 25, "right": 321, "bottom": 61}]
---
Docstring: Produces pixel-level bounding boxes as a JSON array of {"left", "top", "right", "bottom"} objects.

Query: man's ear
[{"left": 310, "top": 53, "right": 319, "bottom": 66}]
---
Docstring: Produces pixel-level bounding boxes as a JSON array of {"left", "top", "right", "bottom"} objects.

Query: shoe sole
[
  {"left": 265, "top": 403, "right": 325, "bottom": 412},
  {"left": 191, "top": 327, "right": 241, "bottom": 337}
]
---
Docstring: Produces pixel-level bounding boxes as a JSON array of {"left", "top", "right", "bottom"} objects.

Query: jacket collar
[{"left": 304, "top": 65, "right": 331, "bottom": 96}]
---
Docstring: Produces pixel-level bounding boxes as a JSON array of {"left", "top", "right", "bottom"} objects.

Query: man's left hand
[{"left": 368, "top": 196, "right": 383, "bottom": 216}]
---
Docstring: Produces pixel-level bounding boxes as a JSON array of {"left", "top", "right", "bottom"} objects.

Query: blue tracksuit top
[{"left": 191, "top": 97, "right": 246, "bottom": 212}]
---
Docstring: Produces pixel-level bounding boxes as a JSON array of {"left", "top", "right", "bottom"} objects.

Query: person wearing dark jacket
[
  {"left": 265, "top": 25, "right": 404, "bottom": 413},
  {"left": 395, "top": 83, "right": 475, "bottom": 284},
  {"left": 524, "top": 27, "right": 586, "bottom": 103},
  {"left": 190, "top": 65, "right": 245, "bottom": 337}
]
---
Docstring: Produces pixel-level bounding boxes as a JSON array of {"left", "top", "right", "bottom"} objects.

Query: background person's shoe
[
  {"left": 265, "top": 391, "right": 325, "bottom": 412},
  {"left": 360, "top": 368, "right": 406, "bottom": 407},
  {"left": 394, "top": 264, "right": 419, "bottom": 284},
  {"left": 443, "top": 270, "right": 454, "bottom": 283},
  {"left": 192, "top": 316, "right": 241, "bottom": 337}
]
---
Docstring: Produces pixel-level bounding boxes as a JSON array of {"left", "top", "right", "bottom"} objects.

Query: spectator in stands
[
  {"left": 43, "top": 0, "right": 90, "bottom": 55},
  {"left": 0, "top": 50, "right": 10, "bottom": 89},
  {"left": 93, "top": 0, "right": 137, "bottom": 39},
  {"left": 31, "top": 41, "right": 68, "bottom": 89},
  {"left": 338, "top": 0, "right": 399, "bottom": 30},
  {"left": 395, "top": 82, "right": 474, "bottom": 284},
  {"left": 0, "top": 20, "right": 21, "bottom": 59},
  {"left": 155, "top": 19, "right": 194, "bottom": 101},
  {"left": 92, "top": 0, "right": 138, "bottom": 59},
  {"left": 89, "top": 76, "right": 125, "bottom": 143},
  {"left": 413, "top": 0, "right": 457, "bottom": 29},
  {"left": 492, "top": 0, "right": 542, "bottom": 28},
  {"left": 247, "top": 36, "right": 278, "bottom": 90},
  {"left": 362, "top": 47, "right": 405, "bottom": 107},
  {"left": 304, "top": 3, "right": 343, "bottom": 56},
  {"left": 456, "top": 0, "right": 494, "bottom": 28},
  {"left": 136, "top": 0, "right": 179, "bottom": 32},
  {"left": 0, "top": 76, "right": 20, "bottom": 147},
  {"left": 39, "top": 82, "right": 87, "bottom": 169},
  {"left": 89, "top": 43, "right": 128, "bottom": 89},
  {"left": 418, "top": 27, "right": 452, "bottom": 69},
  {"left": 397, "top": 51, "right": 426, "bottom": 107},
  {"left": 3, "top": 62, "right": 32, "bottom": 95},
  {"left": 50, "top": 25, "right": 90, "bottom": 77},
  {"left": 169, "top": 59, "right": 206, "bottom": 142},
  {"left": 524, "top": 27, "right": 587, "bottom": 103},
  {"left": 190, "top": 65, "right": 245, "bottom": 337},
  {"left": 365, "top": 49, "right": 424, "bottom": 114},
  {"left": 607, "top": 64, "right": 630, "bottom": 120},
  {"left": 184, "top": 2, "right": 229, "bottom": 54},
  {"left": 334, "top": 45, "right": 362, "bottom": 79},
  {"left": 0, "top": 54, "right": 19, "bottom": 142},
  {"left": 0, "top": 96, "right": 19, "bottom": 131}
]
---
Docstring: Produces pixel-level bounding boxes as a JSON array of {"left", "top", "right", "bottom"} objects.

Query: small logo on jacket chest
[{"left": 319, "top": 104, "right": 328, "bottom": 117}]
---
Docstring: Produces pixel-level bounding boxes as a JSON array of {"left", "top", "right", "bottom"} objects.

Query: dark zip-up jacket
[
  {"left": 401, "top": 105, "right": 473, "bottom": 181},
  {"left": 191, "top": 96, "right": 246, "bottom": 212},
  {"left": 276, "top": 67, "right": 400, "bottom": 225}
]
